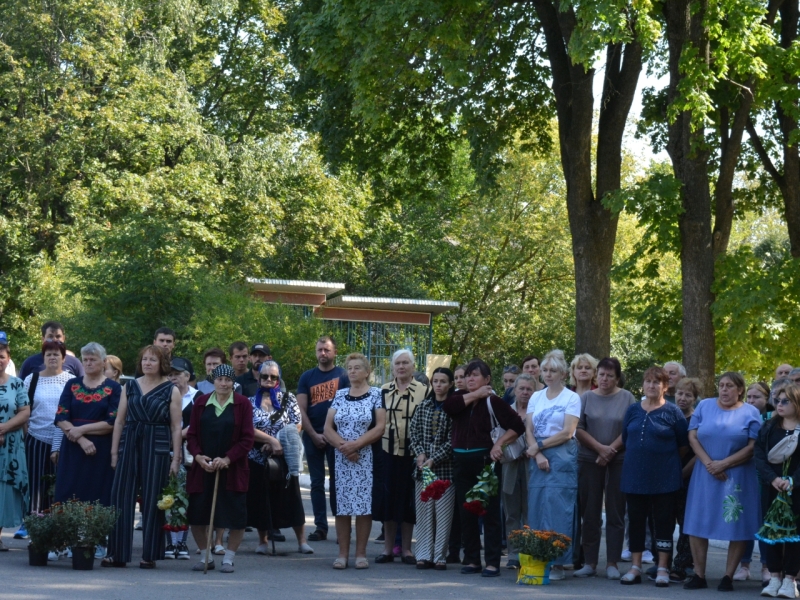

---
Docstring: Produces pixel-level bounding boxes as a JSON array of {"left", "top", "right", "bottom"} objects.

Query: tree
[{"left": 289, "top": 0, "right": 659, "bottom": 359}]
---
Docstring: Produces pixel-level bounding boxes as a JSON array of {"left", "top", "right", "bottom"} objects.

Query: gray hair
[
  {"left": 514, "top": 373, "right": 536, "bottom": 389},
  {"left": 81, "top": 342, "right": 107, "bottom": 361},
  {"left": 664, "top": 361, "right": 687, "bottom": 377},
  {"left": 540, "top": 349, "right": 568, "bottom": 380},
  {"left": 260, "top": 360, "right": 281, "bottom": 374},
  {"left": 392, "top": 348, "right": 415, "bottom": 365},
  {"left": 790, "top": 368, "right": 800, "bottom": 378}
]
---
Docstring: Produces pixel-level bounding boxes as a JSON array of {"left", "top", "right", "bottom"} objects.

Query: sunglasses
[
  {"left": 260, "top": 374, "right": 280, "bottom": 381},
  {"left": 776, "top": 398, "right": 791, "bottom": 406}
]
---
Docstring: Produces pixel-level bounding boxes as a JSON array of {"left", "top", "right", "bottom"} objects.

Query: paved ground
[{"left": 0, "top": 486, "right": 768, "bottom": 599}]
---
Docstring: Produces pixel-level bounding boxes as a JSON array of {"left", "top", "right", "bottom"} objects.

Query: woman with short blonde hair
[{"left": 569, "top": 353, "right": 598, "bottom": 396}]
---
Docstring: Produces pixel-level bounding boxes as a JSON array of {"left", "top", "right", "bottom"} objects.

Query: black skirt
[
  {"left": 187, "top": 469, "right": 248, "bottom": 530},
  {"left": 377, "top": 451, "right": 416, "bottom": 524},
  {"left": 246, "top": 457, "right": 305, "bottom": 531}
]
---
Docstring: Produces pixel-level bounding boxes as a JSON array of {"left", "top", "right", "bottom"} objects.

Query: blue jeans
[
  {"left": 742, "top": 539, "right": 766, "bottom": 566},
  {"left": 302, "top": 431, "right": 336, "bottom": 533}
]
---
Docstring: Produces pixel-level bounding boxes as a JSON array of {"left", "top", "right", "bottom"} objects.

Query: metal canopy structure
[{"left": 246, "top": 278, "right": 458, "bottom": 380}]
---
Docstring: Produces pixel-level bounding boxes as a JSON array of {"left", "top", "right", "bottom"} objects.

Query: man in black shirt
[{"left": 235, "top": 343, "right": 271, "bottom": 398}]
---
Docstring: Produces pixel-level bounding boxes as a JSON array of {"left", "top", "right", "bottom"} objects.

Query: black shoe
[
  {"left": 446, "top": 553, "right": 461, "bottom": 564},
  {"left": 375, "top": 553, "right": 394, "bottom": 564},
  {"left": 307, "top": 529, "right": 327, "bottom": 542},
  {"left": 416, "top": 560, "right": 433, "bottom": 570},
  {"left": 481, "top": 567, "right": 500, "bottom": 577},
  {"left": 684, "top": 574, "right": 708, "bottom": 590},
  {"left": 717, "top": 575, "right": 734, "bottom": 592},
  {"left": 375, "top": 532, "right": 385, "bottom": 542},
  {"left": 269, "top": 529, "right": 286, "bottom": 542},
  {"left": 245, "top": 527, "right": 253, "bottom": 532},
  {"left": 461, "top": 565, "right": 481, "bottom": 574},
  {"left": 646, "top": 564, "right": 658, "bottom": 580}
]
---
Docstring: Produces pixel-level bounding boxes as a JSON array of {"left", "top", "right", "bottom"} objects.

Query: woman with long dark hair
[{"left": 409, "top": 367, "right": 455, "bottom": 570}]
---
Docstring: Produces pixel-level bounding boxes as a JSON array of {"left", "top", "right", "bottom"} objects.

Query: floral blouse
[{"left": 248, "top": 390, "right": 301, "bottom": 466}]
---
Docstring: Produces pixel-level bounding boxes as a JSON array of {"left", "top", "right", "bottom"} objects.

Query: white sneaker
[
  {"left": 733, "top": 564, "right": 751, "bottom": 581},
  {"left": 255, "top": 543, "right": 270, "bottom": 555},
  {"left": 573, "top": 565, "right": 596, "bottom": 577},
  {"left": 777, "top": 577, "right": 799, "bottom": 599},
  {"left": 47, "top": 551, "right": 59, "bottom": 561},
  {"left": 549, "top": 566, "right": 565, "bottom": 580},
  {"left": 641, "top": 550, "right": 654, "bottom": 564},
  {"left": 620, "top": 548, "right": 632, "bottom": 561},
  {"left": 763, "top": 577, "right": 782, "bottom": 597}
]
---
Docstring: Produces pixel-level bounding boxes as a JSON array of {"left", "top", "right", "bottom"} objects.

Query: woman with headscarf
[
  {"left": 186, "top": 364, "right": 254, "bottom": 573},
  {"left": 247, "top": 360, "right": 312, "bottom": 555}
]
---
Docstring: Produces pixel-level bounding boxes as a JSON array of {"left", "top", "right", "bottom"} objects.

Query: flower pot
[
  {"left": 72, "top": 546, "right": 95, "bottom": 570},
  {"left": 517, "top": 554, "right": 550, "bottom": 585},
  {"left": 28, "top": 545, "right": 49, "bottom": 567}
]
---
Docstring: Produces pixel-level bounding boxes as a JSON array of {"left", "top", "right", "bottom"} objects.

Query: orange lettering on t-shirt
[{"left": 309, "top": 379, "right": 340, "bottom": 406}]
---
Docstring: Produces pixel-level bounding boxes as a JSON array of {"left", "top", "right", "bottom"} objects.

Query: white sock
[
  {"left": 223, "top": 549, "right": 235, "bottom": 564},
  {"left": 171, "top": 532, "right": 180, "bottom": 545}
]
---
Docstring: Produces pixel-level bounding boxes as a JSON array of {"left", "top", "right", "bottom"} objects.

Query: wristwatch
[{"left": 537, "top": 440, "right": 544, "bottom": 450}]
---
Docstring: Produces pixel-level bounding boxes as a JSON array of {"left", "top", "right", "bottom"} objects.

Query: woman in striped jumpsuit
[{"left": 104, "top": 346, "right": 183, "bottom": 568}]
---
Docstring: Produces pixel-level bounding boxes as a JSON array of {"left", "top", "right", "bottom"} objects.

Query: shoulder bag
[{"left": 487, "top": 397, "right": 526, "bottom": 463}]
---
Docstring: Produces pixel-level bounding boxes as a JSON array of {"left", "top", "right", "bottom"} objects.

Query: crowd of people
[{"left": 1, "top": 321, "right": 800, "bottom": 595}]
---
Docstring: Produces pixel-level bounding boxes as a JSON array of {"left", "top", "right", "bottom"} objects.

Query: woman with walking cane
[{"left": 186, "top": 364, "right": 254, "bottom": 573}]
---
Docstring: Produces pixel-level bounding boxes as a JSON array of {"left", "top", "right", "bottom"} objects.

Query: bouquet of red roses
[
  {"left": 420, "top": 466, "right": 451, "bottom": 502},
  {"left": 463, "top": 463, "right": 499, "bottom": 516}
]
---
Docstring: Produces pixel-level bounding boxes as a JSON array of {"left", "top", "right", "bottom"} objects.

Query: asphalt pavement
[{"left": 0, "top": 486, "right": 767, "bottom": 599}]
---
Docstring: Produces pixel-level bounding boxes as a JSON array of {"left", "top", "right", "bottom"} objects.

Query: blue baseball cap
[{"left": 0, "top": 331, "right": 7, "bottom": 345}]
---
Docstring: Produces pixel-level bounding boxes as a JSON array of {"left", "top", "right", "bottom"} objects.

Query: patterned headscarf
[{"left": 211, "top": 364, "right": 236, "bottom": 381}]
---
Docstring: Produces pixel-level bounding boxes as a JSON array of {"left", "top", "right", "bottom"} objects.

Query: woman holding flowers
[
  {"left": 409, "top": 367, "right": 455, "bottom": 570},
  {"left": 753, "top": 384, "right": 800, "bottom": 598},
  {"left": 443, "top": 359, "right": 524, "bottom": 578},
  {"left": 525, "top": 350, "right": 581, "bottom": 581}
]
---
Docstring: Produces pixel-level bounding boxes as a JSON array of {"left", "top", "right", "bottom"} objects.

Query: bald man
[{"left": 775, "top": 363, "right": 793, "bottom": 381}]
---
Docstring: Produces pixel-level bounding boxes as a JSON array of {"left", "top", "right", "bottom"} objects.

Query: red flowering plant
[
  {"left": 158, "top": 470, "right": 188, "bottom": 532},
  {"left": 463, "top": 463, "right": 499, "bottom": 516},
  {"left": 419, "top": 466, "right": 451, "bottom": 502}
]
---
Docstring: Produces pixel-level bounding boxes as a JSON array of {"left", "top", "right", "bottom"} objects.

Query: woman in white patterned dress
[{"left": 324, "top": 353, "right": 386, "bottom": 570}]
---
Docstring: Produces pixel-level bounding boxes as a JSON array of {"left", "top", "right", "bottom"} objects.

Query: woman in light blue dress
[{"left": 683, "top": 372, "right": 761, "bottom": 592}]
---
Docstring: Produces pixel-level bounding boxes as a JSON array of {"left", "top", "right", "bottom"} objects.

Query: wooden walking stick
[{"left": 204, "top": 469, "right": 221, "bottom": 575}]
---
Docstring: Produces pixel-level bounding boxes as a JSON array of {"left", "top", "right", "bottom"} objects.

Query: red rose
[
  {"left": 71, "top": 384, "right": 80, "bottom": 393},
  {"left": 75, "top": 393, "right": 85, "bottom": 401},
  {"left": 103, "top": 387, "right": 112, "bottom": 395},
  {"left": 463, "top": 500, "right": 487, "bottom": 517}
]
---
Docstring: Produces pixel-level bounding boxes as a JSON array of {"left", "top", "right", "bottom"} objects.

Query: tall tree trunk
[
  {"left": 533, "top": 1, "right": 642, "bottom": 359},
  {"left": 664, "top": 0, "right": 716, "bottom": 394}
]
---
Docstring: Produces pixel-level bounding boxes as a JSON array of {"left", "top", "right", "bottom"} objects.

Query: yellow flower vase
[{"left": 517, "top": 554, "right": 551, "bottom": 585}]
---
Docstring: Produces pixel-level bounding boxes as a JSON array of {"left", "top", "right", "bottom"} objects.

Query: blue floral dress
[{"left": 0, "top": 376, "right": 28, "bottom": 527}]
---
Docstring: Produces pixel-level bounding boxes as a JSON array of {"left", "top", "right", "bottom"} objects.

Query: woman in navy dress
[{"left": 54, "top": 342, "right": 121, "bottom": 507}]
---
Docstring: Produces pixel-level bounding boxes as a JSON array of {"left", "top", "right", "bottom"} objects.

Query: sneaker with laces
[
  {"left": 733, "top": 564, "right": 751, "bottom": 581},
  {"left": 165, "top": 543, "right": 176, "bottom": 558},
  {"left": 762, "top": 576, "right": 782, "bottom": 597},
  {"left": 777, "top": 577, "right": 799, "bottom": 599},
  {"left": 14, "top": 525, "right": 28, "bottom": 539},
  {"left": 176, "top": 542, "right": 190, "bottom": 559}
]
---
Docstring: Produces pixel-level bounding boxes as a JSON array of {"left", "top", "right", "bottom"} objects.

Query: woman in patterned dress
[
  {"left": 0, "top": 333, "right": 30, "bottom": 549},
  {"left": 104, "top": 345, "right": 183, "bottom": 568},
  {"left": 324, "top": 353, "right": 386, "bottom": 570}
]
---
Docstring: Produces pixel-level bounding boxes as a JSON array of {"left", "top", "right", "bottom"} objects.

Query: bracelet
[{"left": 537, "top": 440, "right": 544, "bottom": 450}]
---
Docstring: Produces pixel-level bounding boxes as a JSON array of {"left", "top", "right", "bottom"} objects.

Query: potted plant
[
  {"left": 508, "top": 526, "right": 572, "bottom": 585},
  {"left": 58, "top": 500, "right": 117, "bottom": 570},
  {"left": 23, "top": 512, "right": 57, "bottom": 566}
]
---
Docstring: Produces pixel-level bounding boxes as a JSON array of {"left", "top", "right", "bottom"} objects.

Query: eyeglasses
[
  {"left": 260, "top": 374, "right": 280, "bottom": 381},
  {"left": 776, "top": 398, "right": 791, "bottom": 406}
]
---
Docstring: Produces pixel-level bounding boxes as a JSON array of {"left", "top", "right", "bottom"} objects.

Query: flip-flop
[{"left": 333, "top": 557, "right": 348, "bottom": 569}]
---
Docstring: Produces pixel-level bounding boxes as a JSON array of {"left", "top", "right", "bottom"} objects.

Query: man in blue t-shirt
[
  {"left": 18, "top": 320, "right": 84, "bottom": 380},
  {"left": 296, "top": 335, "right": 349, "bottom": 541}
]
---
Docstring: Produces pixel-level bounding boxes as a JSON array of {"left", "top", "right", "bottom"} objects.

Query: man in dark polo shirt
[
  {"left": 235, "top": 343, "right": 271, "bottom": 398},
  {"left": 296, "top": 336, "right": 349, "bottom": 541},
  {"left": 18, "top": 321, "right": 84, "bottom": 380}
]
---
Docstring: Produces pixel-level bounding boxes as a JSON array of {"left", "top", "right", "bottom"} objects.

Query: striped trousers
[
  {"left": 413, "top": 480, "right": 455, "bottom": 563},
  {"left": 25, "top": 435, "right": 55, "bottom": 514}
]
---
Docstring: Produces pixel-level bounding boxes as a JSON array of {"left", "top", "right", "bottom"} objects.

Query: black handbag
[{"left": 264, "top": 454, "right": 287, "bottom": 483}]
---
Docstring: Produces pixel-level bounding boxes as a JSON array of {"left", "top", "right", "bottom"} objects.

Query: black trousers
[
  {"left": 453, "top": 451, "right": 502, "bottom": 569},
  {"left": 627, "top": 492, "right": 677, "bottom": 555},
  {"left": 763, "top": 542, "right": 800, "bottom": 575}
]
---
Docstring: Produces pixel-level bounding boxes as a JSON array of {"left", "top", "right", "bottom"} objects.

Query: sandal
[
  {"left": 139, "top": 560, "right": 156, "bottom": 569},
  {"left": 655, "top": 567, "right": 670, "bottom": 587},
  {"left": 355, "top": 557, "right": 369, "bottom": 569},
  {"left": 621, "top": 565, "right": 642, "bottom": 585},
  {"left": 213, "top": 544, "right": 225, "bottom": 555},
  {"left": 333, "top": 557, "right": 348, "bottom": 569},
  {"left": 434, "top": 561, "right": 447, "bottom": 571},
  {"left": 101, "top": 558, "right": 126, "bottom": 568}
]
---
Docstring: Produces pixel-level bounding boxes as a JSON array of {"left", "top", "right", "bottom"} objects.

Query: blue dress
[
  {"left": 54, "top": 377, "right": 121, "bottom": 505},
  {"left": 683, "top": 399, "right": 761, "bottom": 540},
  {"left": 0, "top": 376, "right": 28, "bottom": 527}
]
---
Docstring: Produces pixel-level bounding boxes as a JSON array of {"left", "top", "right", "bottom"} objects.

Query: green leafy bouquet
[
  {"left": 158, "top": 470, "right": 189, "bottom": 532},
  {"left": 463, "top": 463, "right": 499, "bottom": 516},
  {"left": 756, "top": 462, "right": 800, "bottom": 544}
]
